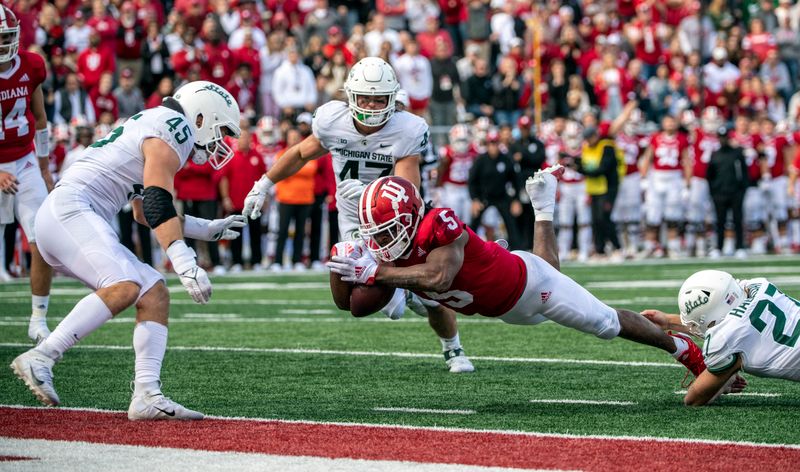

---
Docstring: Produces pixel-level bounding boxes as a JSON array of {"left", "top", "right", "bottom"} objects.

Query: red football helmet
[
  {"left": 0, "top": 6, "right": 20, "bottom": 64},
  {"left": 358, "top": 176, "right": 425, "bottom": 262}
]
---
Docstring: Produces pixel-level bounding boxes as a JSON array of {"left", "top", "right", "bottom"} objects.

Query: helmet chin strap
[{"left": 191, "top": 146, "right": 209, "bottom": 165}]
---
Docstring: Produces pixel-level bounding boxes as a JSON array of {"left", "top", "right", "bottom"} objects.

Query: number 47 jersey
[
  {"left": 312, "top": 101, "right": 429, "bottom": 185},
  {"left": 59, "top": 107, "right": 195, "bottom": 222},
  {"left": 704, "top": 278, "right": 800, "bottom": 381}
]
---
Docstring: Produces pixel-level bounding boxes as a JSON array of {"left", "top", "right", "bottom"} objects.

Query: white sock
[
  {"left": 440, "top": 333, "right": 462, "bottom": 352},
  {"left": 578, "top": 226, "right": 592, "bottom": 256},
  {"left": 670, "top": 335, "right": 689, "bottom": 359},
  {"left": 626, "top": 224, "right": 640, "bottom": 253},
  {"left": 789, "top": 220, "right": 800, "bottom": 245},
  {"left": 32, "top": 294, "right": 49, "bottom": 319},
  {"left": 133, "top": 321, "right": 168, "bottom": 395},
  {"left": 38, "top": 293, "right": 112, "bottom": 361},
  {"left": 667, "top": 237, "right": 681, "bottom": 255}
]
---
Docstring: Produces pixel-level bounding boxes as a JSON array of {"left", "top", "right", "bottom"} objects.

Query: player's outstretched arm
[
  {"left": 685, "top": 355, "right": 743, "bottom": 406},
  {"left": 533, "top": 220, "right": 559, "bottom": 271},
  {"left": 243, "top": 134, "right": 328, "bottom": 219},
  {"left": 374, "top": 233, "right": 467, "bottom": 292},
  {"left": 640, "top": 309, "right": 692, "bottom": 335},
  {"left": 394, "top": 154, "right": 422, "bottom": 189},
  {"left": 142, "top": 138, "right": 211, "bottom": 304}
]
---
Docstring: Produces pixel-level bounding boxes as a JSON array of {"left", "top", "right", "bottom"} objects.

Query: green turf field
[{"left": 2, "top": 257, "right": 799, "bottom": 444}]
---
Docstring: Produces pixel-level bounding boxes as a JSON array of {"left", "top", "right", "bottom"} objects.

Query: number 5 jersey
[
  {"left": 704, "top": 278, "right": 800, "bottom": 381},
  {"left": 58, "top": 107, "right": 195, "bottom": 221}
]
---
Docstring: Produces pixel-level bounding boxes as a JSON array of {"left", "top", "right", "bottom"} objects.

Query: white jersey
[
  {"left": 703, "top": 278, "right": 800, "bottom": 381},
  {"left": 58, "top": 107, "right": 195, "bottom": 221},
  {"left": 312, "top": 101, "right": 429, "bottom": 187}
]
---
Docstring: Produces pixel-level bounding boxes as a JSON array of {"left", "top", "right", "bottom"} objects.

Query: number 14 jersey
[
  {"left": 312, "top": 101, "right": 429, "bottom": 186},
  {"left": 704, "top": 278, "right": 800, "bottom": 381},
  {"left": 59, "top": 107, "right": 195, "bottom": 221},
  {"left": 0, "top": 50, "right": 47, "bottom": 163}
]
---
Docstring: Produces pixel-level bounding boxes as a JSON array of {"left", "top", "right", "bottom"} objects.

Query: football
[{"left": 329, "top": 264, "right": 395, "bottom": 317}]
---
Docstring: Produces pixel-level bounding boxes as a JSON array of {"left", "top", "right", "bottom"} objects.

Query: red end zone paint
[{"left": 1, "top": 407, "right": 797, "bottom": 471}]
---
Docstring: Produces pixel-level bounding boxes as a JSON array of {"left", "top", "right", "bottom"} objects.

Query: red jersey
[
  {"left": 439, "top": 145, "right": 478, "bottom": 185},
  {"left": 761, "top": 134, "right": 790, "bottom": 178},
  {"left": 615, "top": 133, "right": 645, "bottom": 176},
  {"left": 393, "top": 208, "right": 527, "bottom": 316},
  {"left": 650, "top": 132, "right": 689, "bottom": 171},
  {"left": 731, "top": 131, "right": 763, "bottom": 182},
  {"left": 558, "top": 147, "right": 584, "bottom": 183},
  {"left": 220, "top": 143, "right": 267, "bottom": 211},
  {"left": 691, "top": 130, "right": 720, "bottom": 179},
  {"left": 0, "top": 50, "right": 47, "bottom": 163}
]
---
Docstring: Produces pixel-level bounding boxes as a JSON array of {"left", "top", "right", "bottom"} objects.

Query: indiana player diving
[
  {"left": 643, "top": 270, "right": 799, "bottom": 405},
  {"left": 242, "top": 57, "right": 474, "bottom": 373},
  {"left": 327, "top": 167, "right": 743, "bottom": 392},
  {"left": 10, "top": 81, "right": 246, "bottom": 420},
  {"left": 0, "top": 5, "right": 55, "bottom": 344}
]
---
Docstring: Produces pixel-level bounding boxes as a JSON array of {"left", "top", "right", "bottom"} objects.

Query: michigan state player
[
  {"left": 10, "top": 81, "right": 246, "bottom": 419},
  {"left": 643, "top": 270, "right": 800, "bottom": 405},
  {"left": 242, "top": 57, "right": 474, "bottom": 373}
]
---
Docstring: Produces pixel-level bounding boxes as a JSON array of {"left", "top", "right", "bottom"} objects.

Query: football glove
[
  {"left": 242, "top": 175, "right": 275, "bottom": 220},
  {"left": 525, "top": 164, "right": 564, "bottom": 221},
  {"left": 330, "top": 240, "right": 366, "bottom": 260},
  {"left": 184, "top": 214, "right": 247, "bottom": 241},
  {"left": 166, "top": 240, "right": 212, "bottom": 304},
  {"left": 337, "top": 179, "right": 366, "bottom": 201},
  {"left": 327, "top": 253, "right": 378, "bottom": 285}
]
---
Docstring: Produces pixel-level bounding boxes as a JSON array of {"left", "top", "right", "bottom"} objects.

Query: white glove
[
  {"left": 166, "top": 240, "right": 212, "bottom": 304},
  {"left": 330, "top": 240, "right": 366, "bottom": 259},
  {"left": 337, "top": 179, "right": 366, "bottom": 201},
  {"left": 184, "top": 214, "right": 247, "bottom": 241},
  {"left": 525, "top": 164, "right": 564, "bottom": 221},
  {"left": 327, "top": 253, "right": 378, "bottom": 285},
  {"left": 242, "top": 175, "right": 274, "bottom": 220}
]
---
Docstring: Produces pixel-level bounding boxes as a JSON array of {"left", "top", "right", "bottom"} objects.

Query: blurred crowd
[{"left": 4, "top": 0, "right": 800, "bottom": 277}]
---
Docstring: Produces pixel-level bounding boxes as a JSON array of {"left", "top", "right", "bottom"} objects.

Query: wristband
[
  {"left": 183, "top": 214, "right": 211, "bottom": 240},
  {"left": 35, "top": 128, "right": 50, "bottom": 158},
  {"left": 535, "top": 212, "right": 554, "bottom": 222},
  {"left": 166, "top": 240, "right": 197, "bottom": 274}
]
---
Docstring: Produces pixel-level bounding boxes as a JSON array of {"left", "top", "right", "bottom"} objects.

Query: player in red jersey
[
  {"left": 639, "top": 115, "right": 691, "bottom": 258},
  {"left": 437, "top": 124, "right": 478, "bottom": 225},
  {"left": 612, "top": 110, "right": 647, "bottom": 258},
  {"left": 731, "top": 116, "right": 767, "bottom": 254},
  {"left": 0, "top": 5, "right": 55, "bottom": 344},
  {"left": 327, "top": 170, "right": 735, "bottom": 386},
  {"left": 685, "top": 107, "right": 722, "bottom": 257},
  {"left": 759, "top": 117, "right": 792, "bottom": 252}
]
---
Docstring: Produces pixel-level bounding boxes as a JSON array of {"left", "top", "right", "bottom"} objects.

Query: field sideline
[{"left": 1, "top": 256, "right": 799, "bottom": 470}]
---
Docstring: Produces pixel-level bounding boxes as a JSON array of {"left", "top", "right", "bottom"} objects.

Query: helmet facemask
[
  {"left": 0, "top": 26, "right": 19, "bottom": 64},
  {"left": 344, "top": 57, "right": 400, "bottom": 128},
  {"left": 191, "top": 117, "right": 239, "bottom": 170},
  {"left": 347, "top": 91, "right": 396, "bottom": 127},
  {"left": 360, "top": 211, "right": 421, "bottom": 262},
  {"left": 358, "top": 177, "right": 424, "bottom": 262}
]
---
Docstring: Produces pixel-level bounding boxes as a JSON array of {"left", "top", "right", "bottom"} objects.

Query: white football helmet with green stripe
[
  {"left": 344, "top": 57, "right": 399, "bottom": 127},
  {"left": 679, "top": 270, "right": 744, "bottom": 336}
]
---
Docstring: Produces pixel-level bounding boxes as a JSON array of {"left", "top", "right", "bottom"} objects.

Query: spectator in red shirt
[
  {"left": 145, "top": 76, "right": 175, "bottom": 108},
  {"left": 220, "top": 128, "right": 266, "bottom": 271},
  {"left": 231, "top": 29, "right": 262, "bottom": 85},
  {"left": 116, "top": 1, "right": 144, "bottom": 82},
  {"left": 439, "top": 0, "right": 467, "bottom": 56},
  {"left": 417, "top": 16, "right": 454, "bottom": 59},
  {"left": 198, "top": 18, "right": 235, "bottom": 86},
  {"left": 227, "top": 63, "right": 258, "bottom": 120},
  {"left": 90, "top": 72, "right": 119, "bottom": 123},
  {"left": 321, "top": 26, "right": 355, "bottom": 65},
  {"left": 87, "top": 0, "right": 118, "bottom": 56},
  {"left": 743, "top": 17, "right": 777, "bottom": 63},
  {"left": 76, "top": 29, "right": 116, "bottom": 92}
]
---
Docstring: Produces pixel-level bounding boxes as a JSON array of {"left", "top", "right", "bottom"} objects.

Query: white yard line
[
  {"left": 529, "top": 399, "right": 637, "bottom": 406},
  {"left": 673, "top": 390, "right": 781, "bottom": 398},
  {"left": 0, "top": 342, "right": 683, "bottom": 368},
  {"left": 3, "top": 404, "right": 799, "bottom": 450},
  {"left": 373, "top": 407, "right": 476, "bottom": 415},
  {"left": 587, "top": 276, "right": 800, "bottom": 289}
]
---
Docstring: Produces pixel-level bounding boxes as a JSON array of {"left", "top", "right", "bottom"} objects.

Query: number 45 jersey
[
  {"left": 59, "top": 107, "right": 195, "bottom": 221},
  {"left": 393, "top": 207, "right": 527, "bottom": 316},
  {"left": 704, "top": 278, "right": 800, "bottom": 381},
  {"left": 312, "top": 101, "right": 429, "bottom": 185}
]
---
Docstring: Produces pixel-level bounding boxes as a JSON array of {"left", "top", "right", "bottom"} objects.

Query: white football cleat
[
  {"left": 444, "top": 348, "right": 475, "bottom": 373},
  {"left": 128, "top": 391, "right": 204, "bottom": 421},
  {"left": 10, "top": 349, "right": 60, "bottom": 406},
  {"left": 27, "top": 317, "right": 51, "bottom": 345}
]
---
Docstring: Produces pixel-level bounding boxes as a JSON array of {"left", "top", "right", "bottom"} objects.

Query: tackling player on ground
[
  {"left": 242, "top": 57, "right": 474, "bottom": 373},
  {"left": 643, "top": 270, "right": 799, "bottom": 405},
  {"left": 328, "top": 167, "right": 731, "bottom": 390},
  {"left": 10, "top": 81, "right": 246, "bottom": 420},
  {"left": 0, "top": 5, "right": 55, "bottom": 344}
]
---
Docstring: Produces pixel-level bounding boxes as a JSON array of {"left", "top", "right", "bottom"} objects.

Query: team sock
[
  {"left": 38, "top": 293, "right": 112, "bottom": 361},
  {"left": 31, "top": 294, "right": 49, "bottom": 319},
  {"left": 670, "top": 335, "right": 689, "bottom": 359},
  {"left": 440, "top": 333, "right": 462, "bottom": 352},
  {"left": 133, "top": 321, "right": 168, "bottom": 395}
]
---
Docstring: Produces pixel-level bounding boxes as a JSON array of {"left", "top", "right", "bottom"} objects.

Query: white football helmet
[
  {"left": 172, "top": 80, "right": 242, "bottom": 170},
  {"left": 563, "top": 120, "right": 582, "bottom": 151},
  {"left": 256, "top": 116, "right": 279, "bottom": 146},
  {"left": 344, "top": 57, "right": 399, "bottom": 127},
  {"left": 623, "top": 108, "right": 643, "bottom": 136},
  {"left": 0, "top": 6, "right": 20, "bottom": 64},
  {"left": 449, "top": 124, "right": 470, "bottom": 153},
  {"left": 680, "top": 109, "right": 698, "bottom": 130},
  {"left": 701, "top": 107, "right": 722, "bottom": 134},
  {"left": 678, "top": 270, "right": 744, "bottom": 336}
]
